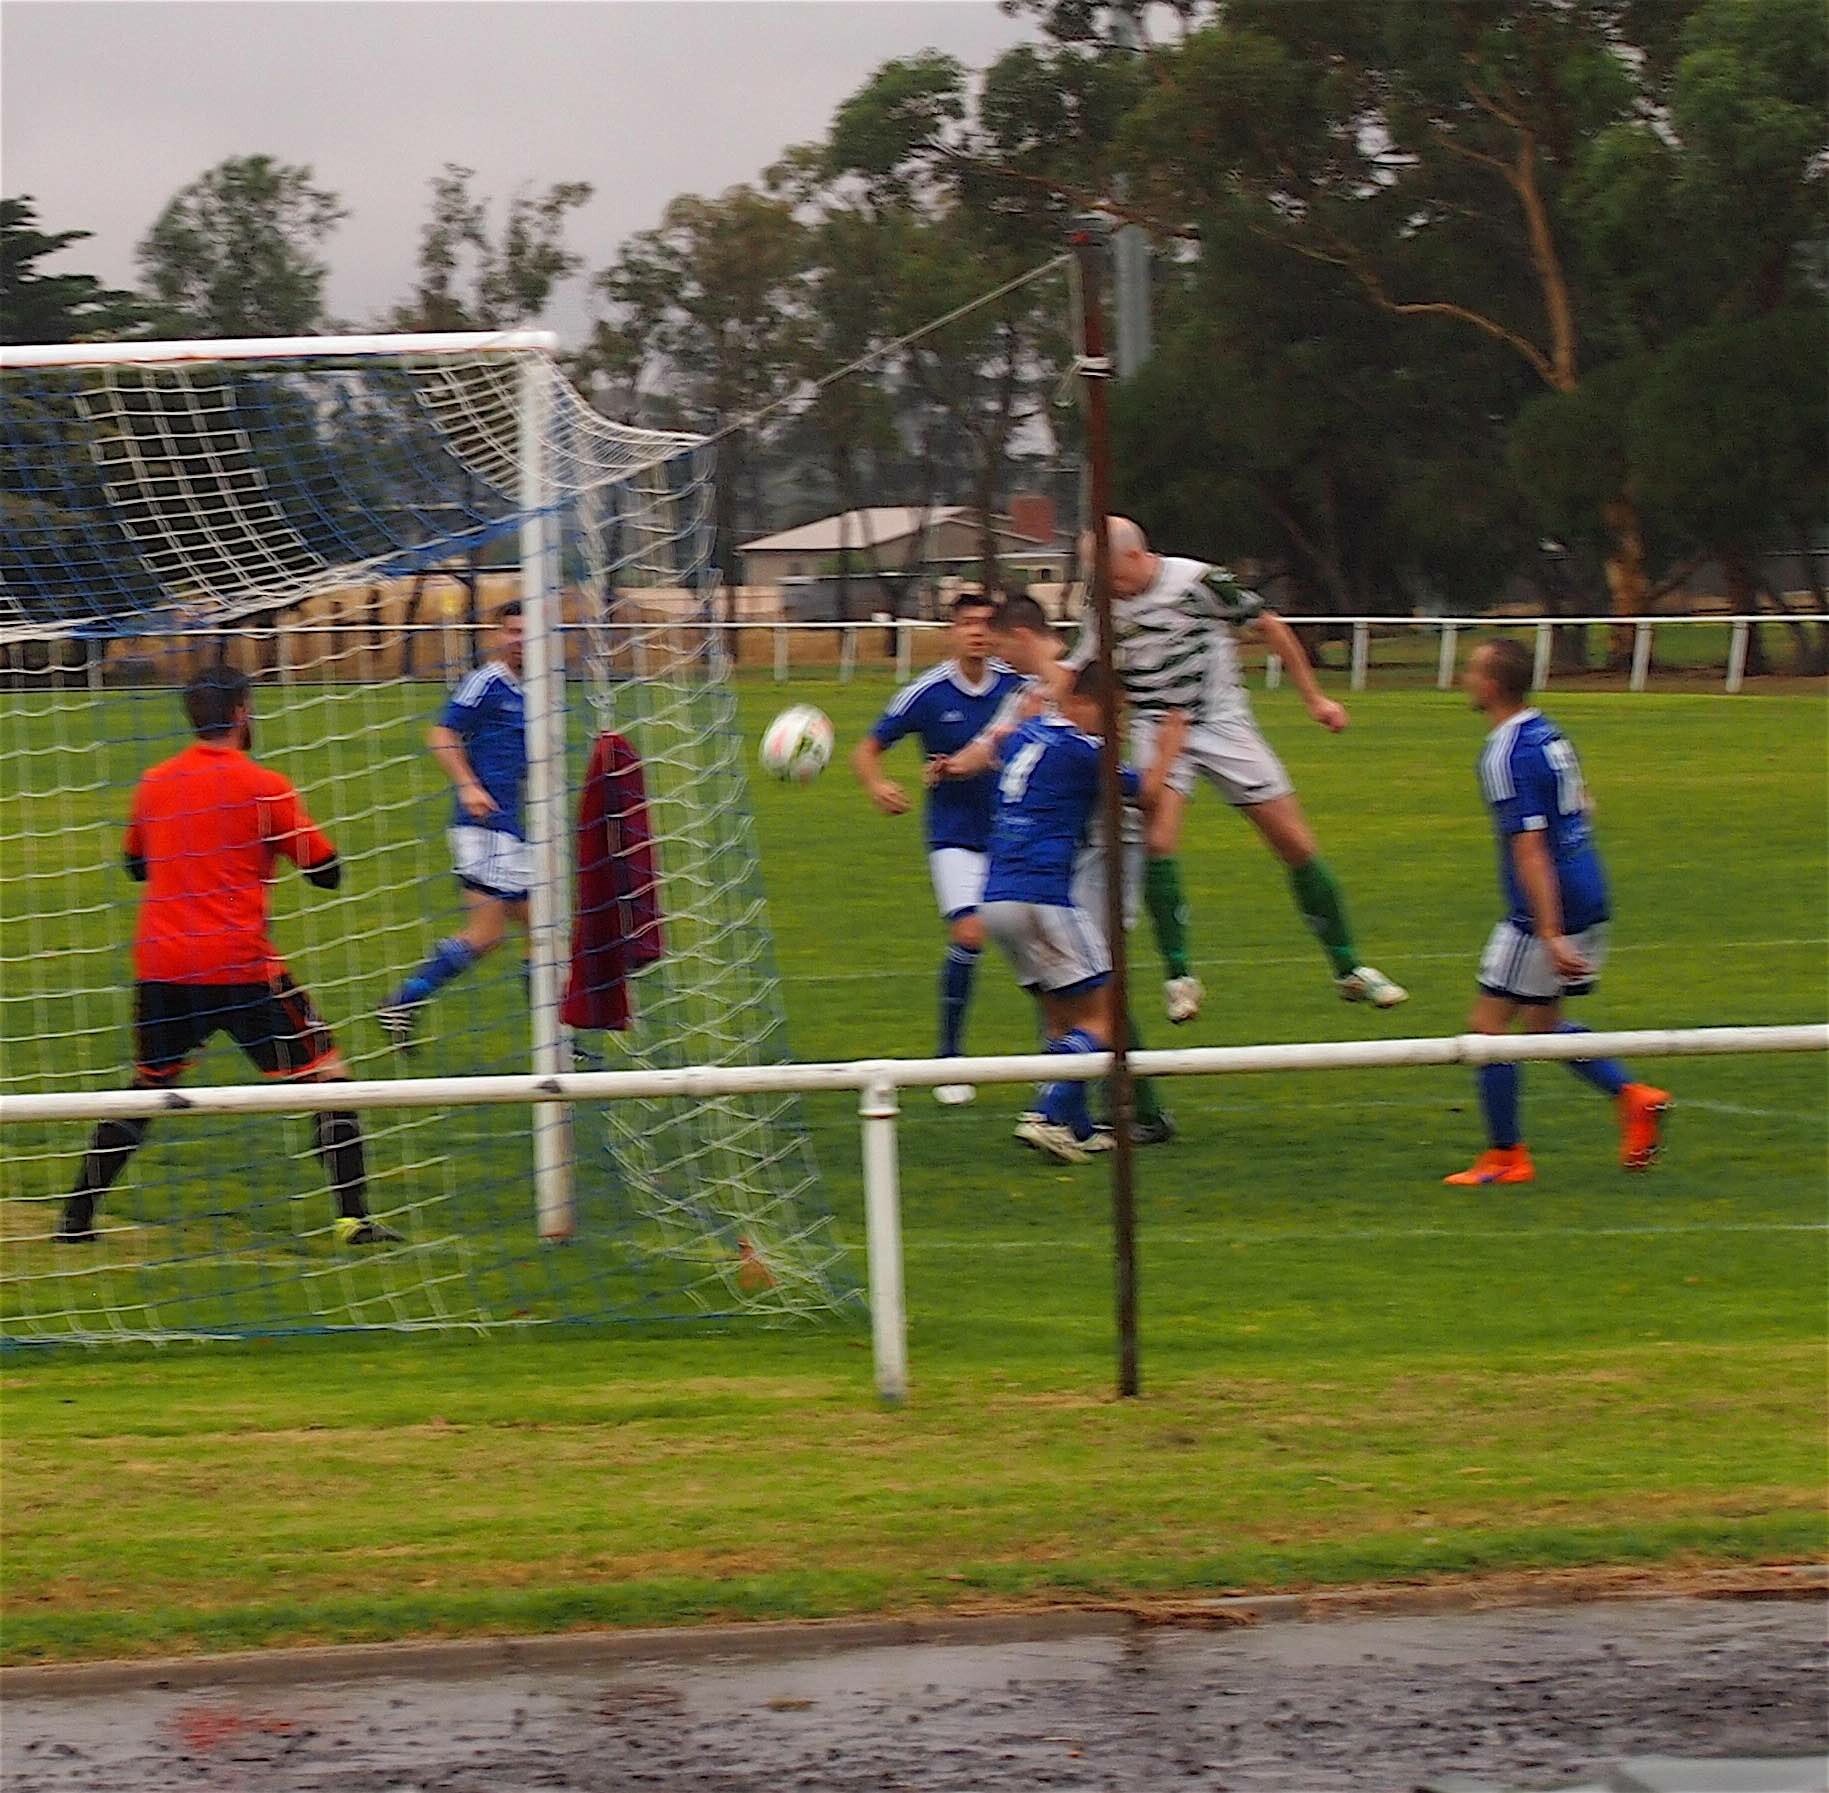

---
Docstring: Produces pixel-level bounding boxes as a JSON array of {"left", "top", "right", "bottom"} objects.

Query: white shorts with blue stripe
[
  {"left": 1478, "top": 920, "right": 1609, "bottom": 1004},
  {"left": 928, "top": 848, "right": 988, "bottom": 921},
  {"left": 449, "top": 826, "right": 532, "bottom": 901},
  {"left": 981, "top": 900, "right": 1111, "bottom": 996}
]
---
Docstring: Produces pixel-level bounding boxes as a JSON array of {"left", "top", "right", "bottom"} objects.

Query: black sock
[
  {"left": 65, "top": 1116, "right": 151, "bottom": 1229},
  {"left": 312, "top": 1110, "right": 369, "bottom": 1220}
]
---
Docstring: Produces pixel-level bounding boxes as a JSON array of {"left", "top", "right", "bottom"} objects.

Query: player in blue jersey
[
  {"left": 980, "top": 662, "right": 1186, "bottom": 1163},
  {"left": 851, "top": 593, "right": 1026, "bottom": 1106},
  {"left": 378, "top": 602, "right": 530, "bottom": 1047},
  {"left": 1445, "top": 639, "right": 1669, "bottom": 1185},
  {"left": 934, "top": 594, "right": 1175, "bottom": 1146}
]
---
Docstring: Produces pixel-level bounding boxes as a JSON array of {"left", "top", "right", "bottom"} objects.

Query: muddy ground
[{"left": 4, "top": 1596, "right": 1824, "bottom": 1792}]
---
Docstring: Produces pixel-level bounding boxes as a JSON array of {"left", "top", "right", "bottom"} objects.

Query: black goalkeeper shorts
[{"left": 134, "top": 975, "right": 336, "bottom": 1084}]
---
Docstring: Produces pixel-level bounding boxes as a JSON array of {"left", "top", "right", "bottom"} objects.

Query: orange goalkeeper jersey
[{"left": 124, "top": 740, "right": 336, "bottom": 985}]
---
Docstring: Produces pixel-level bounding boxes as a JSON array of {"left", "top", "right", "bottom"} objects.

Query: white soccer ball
[{"left": 759, "top": 704, "right": 834, "bottom": 783}]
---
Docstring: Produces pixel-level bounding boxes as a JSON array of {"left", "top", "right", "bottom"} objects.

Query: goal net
[{"left": 0, "top": 331, "right": 855, "bottom": 1344}]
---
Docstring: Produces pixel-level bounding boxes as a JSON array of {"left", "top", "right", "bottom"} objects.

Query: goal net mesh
[{"left": 0, "top": 339, "right": 855, "bottom": 1343}]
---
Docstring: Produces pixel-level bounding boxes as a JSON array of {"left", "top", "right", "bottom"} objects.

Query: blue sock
[
  {"left": 938, "top": 944, "right": 981, "bottom": 1059},
  {"left": 1555, "top": 1021, "right": 1630, "bottom": 1097},
  {"left": 1041, "top": 1028, "right": 1101, "bottom": 1141},
  {"left": 393, "top": 937, "right": 478, "bottom": 1008},
  {"left": 1478, "top": 1062, "right": 1522, "bottom": 1149}
]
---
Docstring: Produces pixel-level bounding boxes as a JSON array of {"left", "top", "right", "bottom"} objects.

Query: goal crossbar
[{"left": 0, "top": 329, "right": 561, "bottom": 371}]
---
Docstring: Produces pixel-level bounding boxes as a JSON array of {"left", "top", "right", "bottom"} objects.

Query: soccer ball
[{"left": 760, "top": 705, "right": 834, "bottom": 783}]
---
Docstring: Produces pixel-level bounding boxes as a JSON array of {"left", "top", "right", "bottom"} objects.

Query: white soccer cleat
[
  {"left": 1336, "top": 965, "right": 1408, "bottom": 1008},
  {"left": 1164, "top": 974, "right": 1204, "bottom": 1025},
  {"left": 1012, "top": 1114, "right": 1094, "bottom": 1164},
  {"left": 375, "top": 1002, "right": 424, "bottom": 1050},
  {"left": 933, "top": 1083, "right": 976, "bottom": 1107}
]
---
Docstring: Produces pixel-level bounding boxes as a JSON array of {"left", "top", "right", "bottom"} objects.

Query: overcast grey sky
[{"left": 4, "top": 1, "right": 1033, "bottom": 341}]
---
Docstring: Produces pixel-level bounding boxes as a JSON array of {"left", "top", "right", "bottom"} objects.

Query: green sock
[
  {"left": 1098, "top": 1007, "right": 1165, "bottom": 1128},
  {"left": 1290, "top": 855, "right": 1358, "bottom": 979},
  {"left": 1144, "top": 856, "right": 1192, "bottom": 980},
  {"left": 1125, "top": 1007, "right": 1165, "bottom": 1125}
]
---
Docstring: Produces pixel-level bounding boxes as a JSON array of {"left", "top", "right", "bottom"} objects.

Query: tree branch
[{"left": 929, "top": 143, "right": 1200, "bottom": 240}]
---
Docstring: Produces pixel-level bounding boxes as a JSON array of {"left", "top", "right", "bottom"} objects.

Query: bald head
[{"left": 1078, "top": 515, "right": 1158, "bottom": 598}]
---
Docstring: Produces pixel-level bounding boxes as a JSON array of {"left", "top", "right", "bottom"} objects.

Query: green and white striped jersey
[{"left": 1066, "top": 557, "right": 1267, "bottom": 726}]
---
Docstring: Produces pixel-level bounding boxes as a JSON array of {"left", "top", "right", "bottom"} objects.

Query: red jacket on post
[{"left": 563, "top": 731, "right": 664, "bottom": 1031}]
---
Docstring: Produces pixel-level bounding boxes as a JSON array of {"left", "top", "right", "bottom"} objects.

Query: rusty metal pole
[{"left": 1069, "top": 216, "right": 1140, "bottom": 1399}]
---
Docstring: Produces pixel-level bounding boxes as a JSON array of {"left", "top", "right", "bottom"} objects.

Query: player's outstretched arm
[
  {"left": 1254, "top": 612, "right": 1349, "bottom": 734},
  {"left": 849, "top": 736, "right": 909, "bottom": 816},
  {"left": 428, "top": 723, "right": 499, "bottom": 821}
]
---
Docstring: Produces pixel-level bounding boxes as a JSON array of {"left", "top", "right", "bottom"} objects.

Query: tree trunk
[
  {"left": 1720, "top": 550, "right": 1768, "bottom": 677},
  {"left": 1600, "top": 493, "right": 1651, "bottom": 667},
  {"left": 975, "top": 461, "right": 1000, "bottom": 598}
]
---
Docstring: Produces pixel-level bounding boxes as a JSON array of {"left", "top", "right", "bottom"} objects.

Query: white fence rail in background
[
  {"left": 5, "top": 614, "right": 1815, "bottom": 694},
  {"left": 690, "top": 615, "right": 1813, "bottom": 692},
  {"left": 5, "top": 1023, "right": 1822, "bottom": 1403}
]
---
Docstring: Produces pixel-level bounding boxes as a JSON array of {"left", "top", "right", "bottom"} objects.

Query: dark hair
[
  {"left": 496, "top": 600, "right": 524, "bottom": 622},
  {"left": 992, "top": 593, "right": 1050, "bottom": 637},
  {"left": 183, "top": 663, "right": 251, "bottom": 738},
  {"left": 1069, "top": 660, "right": 1115, "bottom": 706},
  {"left": 950, "top": 591, "right": 996, "bottom": 619},
  {"left": 1481, "top": 637, "right": 1535, "bottom": 702}
]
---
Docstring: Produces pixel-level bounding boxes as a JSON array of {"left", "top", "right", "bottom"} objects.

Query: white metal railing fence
[
  {"left": 6, "top": 614, "right": 1819, "bottom": 695},
  {"left": 4, "top": 1022, "right": 1821, "bottom": 1401},
  {"left": 646, "top": 615, "right": 1820, "bottom": 692}
]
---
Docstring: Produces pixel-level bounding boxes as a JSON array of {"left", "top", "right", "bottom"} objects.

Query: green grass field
[{"left": 1, "top": 679, "right": 1824, "bottom": 1663}]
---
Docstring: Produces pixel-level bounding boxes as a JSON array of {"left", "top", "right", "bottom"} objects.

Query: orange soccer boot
[
  {"left": 1443, "top": 1145, "right": 1537, "bottom": 1187},
  {"left": 1618, "top": 1084, "right": 1671, "bottom": 1171}
]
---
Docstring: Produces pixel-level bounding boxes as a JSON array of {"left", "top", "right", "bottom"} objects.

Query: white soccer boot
[
  {"left": 1164, "top": 974, "right": 1204, "bottom": 1025},
  {"left": 1336, "top": 966, "right": 1408, "bottom": 1008},
  {"left": 933, "top": 1084, "right": 976, "bottom": 1107},
  {"left": 1012, "top": 1114, "right": 1093, "bottom": 1164},
  {"left": 375, "top": 1001, "right": 424, "bottom": 1050}
]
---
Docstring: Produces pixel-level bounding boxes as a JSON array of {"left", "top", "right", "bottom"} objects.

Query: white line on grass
[
  {"left": 906, "top": 1221, "right": 1828, "bottom": 1252},
  {"left": 782, "top": 937, "right": 1829, "bottom": 986}
]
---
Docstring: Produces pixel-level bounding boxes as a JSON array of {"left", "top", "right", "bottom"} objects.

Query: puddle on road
[{"left": 5, "top": 1597, "right": 1824, "bottom": 1793}]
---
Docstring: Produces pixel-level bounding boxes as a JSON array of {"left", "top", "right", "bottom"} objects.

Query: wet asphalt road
[{"left": 3, "top": 1597, "right": 1824, "bottom": 1792}]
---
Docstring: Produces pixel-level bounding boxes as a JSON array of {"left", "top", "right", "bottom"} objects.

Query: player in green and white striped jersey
[{"left": 1065, "top": 517, "right": 1406, "bottom": 1023}]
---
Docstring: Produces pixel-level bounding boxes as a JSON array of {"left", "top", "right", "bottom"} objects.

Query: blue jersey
[
  {"left": 1478, "top": 708, "right": 1609, "bottom": 933},
  {"left": 439, "top": 662, "right": 526, "bottom": 838},
  {"left": 983, "top": 714, "right": 1139, "bottom": 908},
  {"left": 870, "top": 659, "right": 1026, "bottom": 853}
]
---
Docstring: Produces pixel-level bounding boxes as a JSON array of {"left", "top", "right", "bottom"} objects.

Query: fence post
[
  {"left": 1350, "top": 619, "right": 1369, "bottom": 692},
  {"left": 839, "top": 625, "right": 857, "bottom": 684},
  {"left": 1436, "top": 621, "right": 1458, "bottom": 691},
  {"left": 859, "top": 1071, "right": 909, "bottom": 1405},
  {"left": 1533, "top": 620, "right": 1554, "bottom": 691},
  {"left": 895, "top": 619, "right": 913, "bottom": 684},
  {"left": 1265, "top": 652, "right": 1283, "bottom": 690},
  {"left": 1630, "top": 619, "right": 1653, "bottom": 693},
  {"left": 773, "top": 624, "right": 788, "bottom": 683},
  {"left": 1726, "top": 618, "right": 1750, "bottom": 694}
]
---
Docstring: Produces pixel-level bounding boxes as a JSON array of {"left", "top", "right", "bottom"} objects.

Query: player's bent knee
[{"left": 950, "top": 914, "right": 985, "bottom": 952}]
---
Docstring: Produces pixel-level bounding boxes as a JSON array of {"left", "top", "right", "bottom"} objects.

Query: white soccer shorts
[
  {"left": 981, "top": 899, "right": 1112, "bottom": 995},
  {"left": 1071, "top": 838, "right": 1144, "bottom": 934},
  {"left": 1478, "top": 920, "right": 1610, "bottom": 1004},
  {"left": 449, "top": 826, "right": 533, "bottom": 901},
  {"left": 928, "top": 847, "right": 988, "bottom": 921},
  {"left": 1130, "top": 711, "right": 1294, "bottom": 807}
]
